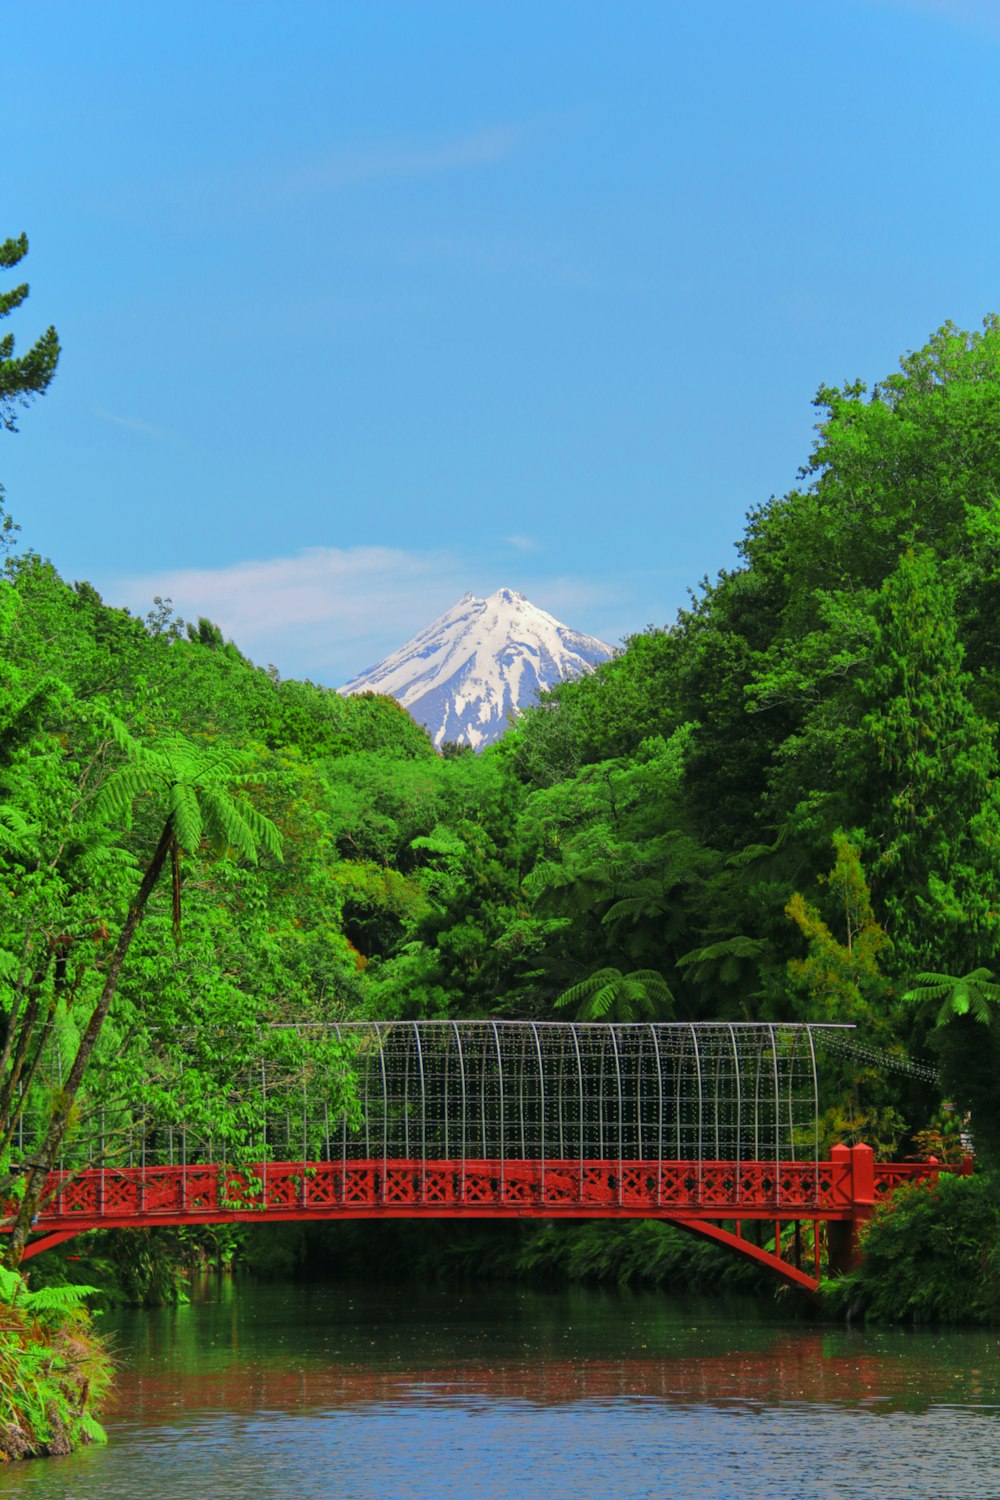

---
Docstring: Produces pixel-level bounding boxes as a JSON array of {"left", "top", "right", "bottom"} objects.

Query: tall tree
[
  {"left": 0, "top": 234, "right": 59, "bottom": 432},
  {"left": 2, "top": 730, "right": 283, "bottom": 1267},
  {"left": 858, "top": 547, "right": 1000, "bottom": 978}
]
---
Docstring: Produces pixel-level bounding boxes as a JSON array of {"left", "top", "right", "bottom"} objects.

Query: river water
[{"left": 3, "top": 1279, "right": 1000, "bottom": 1499}]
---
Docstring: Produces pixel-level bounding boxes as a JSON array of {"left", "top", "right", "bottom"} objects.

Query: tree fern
[
  {"left": 677, "top": 935, "right": 769, "bottom": 985},
  {"left": 4, "top": 724, "right": 282, "bottom": 1267},
  {"left": 903, "top": 968, "right": 1000, "bottom": 1026},
  {"left": 555, "top": 967, "right": 674, "bottom": 1021}
]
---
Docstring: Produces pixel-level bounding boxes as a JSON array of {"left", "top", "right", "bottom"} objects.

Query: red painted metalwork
[{"left": 5, "top": 1145, "right": 963, "bottom": 1288}]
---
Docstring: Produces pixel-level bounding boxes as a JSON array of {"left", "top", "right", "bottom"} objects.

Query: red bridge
[{"left": 6, "top": 1021, "right": 959, "bottom": 1291}]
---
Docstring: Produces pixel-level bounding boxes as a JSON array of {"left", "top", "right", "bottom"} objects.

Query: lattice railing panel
[{"left": 13, "top": 1155, "right": 917, "bottom": 1232}]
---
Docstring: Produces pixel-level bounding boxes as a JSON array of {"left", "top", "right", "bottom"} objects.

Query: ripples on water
[{"left": 4, "top": 1280, "right": 1000, "bottom": 1500}]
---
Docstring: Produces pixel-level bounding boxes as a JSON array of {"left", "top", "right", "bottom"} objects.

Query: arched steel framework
[{"left": 322, "top": 1020, "right": 823, "bottom": 1172}]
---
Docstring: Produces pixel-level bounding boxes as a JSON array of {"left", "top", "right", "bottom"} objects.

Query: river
[{"left": 3, "top": 1279, "right": 1000, "bottom": 1499}]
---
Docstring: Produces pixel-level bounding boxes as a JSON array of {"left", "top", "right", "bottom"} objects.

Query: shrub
[{"left": 823, "top": 1171, "right": 1000, "bottom": 1323}]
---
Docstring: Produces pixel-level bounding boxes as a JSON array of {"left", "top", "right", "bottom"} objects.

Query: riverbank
[{"left": 0, "top": 1266, "right": 111, "bottom": 1463}]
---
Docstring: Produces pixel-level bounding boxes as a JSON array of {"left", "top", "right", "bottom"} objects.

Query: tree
[
  {"left": 0, "top": 234, "right": 59, "bottom": 432},
  {"left": 784, "top": 832, "right": 892, "bottom": 1026},
  {"left": 903, "top": 968, "right": 1000, "bottom": 1166},
  {"left": 3, "top": 732, "right": 283, "bottom": 1266},
  {"left": 858, "top": 548, "right": 1000, "bottom": 976}
]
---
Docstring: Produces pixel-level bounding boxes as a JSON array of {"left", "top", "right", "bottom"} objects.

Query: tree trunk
[{"left": 4, "top": 818, "right": 174, "bottom": 1268}]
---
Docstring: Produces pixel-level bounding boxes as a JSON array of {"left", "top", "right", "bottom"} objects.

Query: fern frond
[
  {"left": 78, "top": 1411, "right": 108, "bottom": 1445},
  {"left": 86, "top": 701, "right": 137, "bottom": 756},
  {"left": 236, "top": 799, "right": 283, "bottom": 862},
  {"left": 628, "top": 969, "right": 674, "bottom": 994},
  {"left": 198, "top": 785, "right": 255, "bottom": 860},
  {"left": 91, "top": 763, "right": 153, "bottom": 826},
  {"left": 19, "top": 1284, "right": 101, "bottom": 1314},
  {"left": 587, "top": 984, "right": 617, "bottom": 1018},
  {"left": 903, "top": 968, "right": 1000, "bottom": 1027},
  {"left": 0, "top": 803, "right": 34, "bottom": 854},
  {"left": 168, "top": 781, "right": 203, "bottom": 854},
  {"left": 72, "top": 843, "right": 138, "bottom": 880},
  {"left": 601, "top": 895, "right": 664, "bottom": 924},
  {"left": 0, "top": 1263, "right": 22, "bottom": 1303},
  {"left": 522, "top": 862, "right": 571, "bottom": 897},
  {"left": 555, "top": 966, "right": 673, "bottom": 1020},
  {"left": 727, "top": 842, "right": 778, "bottom": 868},
  {"left": 554, "top": 972, "right": 609, "bottom": 1009}
]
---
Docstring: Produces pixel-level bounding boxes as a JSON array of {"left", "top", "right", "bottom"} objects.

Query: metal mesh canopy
[
  {"left": 313, "top": 1020, "right": 836, "bottom": 1167},
  {"left": 21, "top": 1020, "right": 846, "bottom": 1171}
]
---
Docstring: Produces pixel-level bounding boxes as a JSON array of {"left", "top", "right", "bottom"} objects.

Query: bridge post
[{"left": 827, "top": 1142, "right": 876, "bottom": 1276}]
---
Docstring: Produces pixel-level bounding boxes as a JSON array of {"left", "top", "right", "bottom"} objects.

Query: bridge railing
[{"left": 23, "top": 1153, "right": 861, "bottom": 1225}]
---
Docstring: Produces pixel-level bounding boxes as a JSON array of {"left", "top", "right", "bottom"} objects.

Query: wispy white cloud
[
  {"left": 114, "top": 545, "right": 471, "bottom": 683},
  {"left": 127, "top": 126, "right": 526, "bottom": 232},
  {"left": 285, "top": 126, "right": 523, "bottom": 197},
  {"left": 502, "top": 534, "right": 539, "bottom": 553},
  {"left": 95, "top": 410, "right": 168, "bottom": 439}
]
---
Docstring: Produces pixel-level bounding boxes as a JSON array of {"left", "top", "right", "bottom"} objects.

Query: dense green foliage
[
  {"left": 0, "top": 1263, "right": 109, "bottom": 1459},
  {"left": 5, "top": 315, "right": 1000, "bottom": 1322},
  {"left": 823, "top": 1173, "right": 1000, "bottom": 1324},
  {"left": 233, "top": 1217, "right": 773, "bottom": 1296}
]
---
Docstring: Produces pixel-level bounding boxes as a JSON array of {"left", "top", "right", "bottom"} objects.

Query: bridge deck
[{"left": 10, "top": 1155, "right": 945, "bottom": 1232}]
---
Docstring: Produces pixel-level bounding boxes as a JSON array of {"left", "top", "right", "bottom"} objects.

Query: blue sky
[{"left": 3, "top": 0, "right": 999, "bottom": 683}]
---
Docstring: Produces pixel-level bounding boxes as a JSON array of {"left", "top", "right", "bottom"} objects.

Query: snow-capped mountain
[{"left": 340, "top": 589, "right": 614, "bottom": 749}]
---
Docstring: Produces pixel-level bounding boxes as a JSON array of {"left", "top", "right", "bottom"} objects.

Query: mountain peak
[{"left": 340, "top": 590, "right": 614, "bottom": 749}]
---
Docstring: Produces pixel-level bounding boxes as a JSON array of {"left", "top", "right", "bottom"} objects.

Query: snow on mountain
[{"left": 339, "top": 588, "right": 614, "bottom": 749}]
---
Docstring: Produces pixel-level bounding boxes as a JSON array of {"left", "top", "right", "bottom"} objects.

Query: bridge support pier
[{"left": 827, "top": 1142, "right": 875, "bottom": 1275}]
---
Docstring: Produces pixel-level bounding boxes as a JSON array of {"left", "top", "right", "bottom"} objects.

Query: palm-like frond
[
  {"left": 71, "top": 841, "right": 138, "bottom": 881},
  {"left": 91, "top": 762, "right": 153, "bottom": 827},
  {"left": 92, "top": 734, "right": 281, "bottom": 862},
  {"left": 903, "top": 968, "right": 1000, "bottom": 1026},
  {"left": 727, "top": 842, "right": 778, "bottom": 868},
  {"left": 0, "top": 802, "right": 33, "bottom": 854},
  {"left": 555, "top": 966, "right": 674, "bottom": 1021},
  {"left": 601, "top": 878, "right": 665, "bottom": 927},
  {"left": 84, "top": 729, "right": 283, "bottom": 955},
  {"left": 207, "top": 785, "right": 286, "bottom": 863},
  {"left": 168, "top": 780, "right": 204, "bottom": 856},
  {"left": 677, "top": 935, "right": 769, "bottom": 985}
]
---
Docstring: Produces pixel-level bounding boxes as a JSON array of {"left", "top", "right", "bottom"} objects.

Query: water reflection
[
  {"left": 4, "top": 1280, "right": 1000, "bottom": 1500},
  {"left": 105, "top": 1279, "right": 1000, "bottom": 1416},
  {"left": 103, "top": 1332, "right": 1000, "bottom": 1418}
]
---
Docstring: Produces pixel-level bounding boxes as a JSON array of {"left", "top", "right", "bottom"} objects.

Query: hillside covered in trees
[{"left": 4, "top": 318, "right": 1000, "bottom": 1320}]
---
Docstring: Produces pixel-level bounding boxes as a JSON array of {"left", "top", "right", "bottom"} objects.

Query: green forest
[{"left": 6, "top": 306, "right": 1000, "bottom": 1424}]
